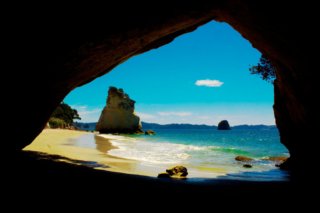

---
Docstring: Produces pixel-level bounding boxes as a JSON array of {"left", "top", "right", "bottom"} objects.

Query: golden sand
[
  {"left": 24, "top": 129, "right": 227, "bottom": 178},
  {"left": 24, "top": 129, "right": 144, "bottom": 175}
]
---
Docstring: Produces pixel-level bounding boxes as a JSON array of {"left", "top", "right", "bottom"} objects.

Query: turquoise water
[
  {"left": 104, "top": 127, "right": 289, "bottom": 178},
  {"left": 137, "top": 128, "right": 287, "bottom": 157}
]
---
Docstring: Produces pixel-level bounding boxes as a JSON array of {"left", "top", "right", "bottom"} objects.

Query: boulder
[
  {"left": 145, "top": 130, "right": 156, "bottom": 135},
  {"left": 264, "top": 156, "right": 289, "bottom": 167},
  {"left": 96, "top": 87, "right": 143, "bottom": 134},
  {"left": 157, "top": 166, "right": 188, "bottom": 179},
  {"left": 235, "top": 156, "right": 254, "bottom": 162},
  {"left": 264, "top": 156, "right": 289, "bottom": 163},
  {"left": 217, "top": 120, "right": 231, "bottom": 130},
  {"left": 166, "top": 166, "right": 188, "bottom": 177},
  {"left": 243, "top": 164, "right": 252, "bottom": 168}
]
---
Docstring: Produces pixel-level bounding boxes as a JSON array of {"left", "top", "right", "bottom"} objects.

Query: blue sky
[{"left": 64, "top": 21, "right": 275, "bottom": 125}]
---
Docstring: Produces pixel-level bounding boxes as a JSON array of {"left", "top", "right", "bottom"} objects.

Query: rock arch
[{"left": 7, "top": 2, "right": 315, "bottom": 174}]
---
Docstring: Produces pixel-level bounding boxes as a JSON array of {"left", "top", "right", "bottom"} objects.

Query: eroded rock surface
[
  {"left": 96, "top": 87, "right": 142, "bottom": 134},
  {"left": 158, "top": 166, "right": 188, "bottom": 179}
]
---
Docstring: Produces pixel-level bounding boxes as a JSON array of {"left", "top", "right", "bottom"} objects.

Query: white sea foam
[
  {"left": 97, "top": 134, "right": 137, "bottom": 141},
  {"left": 109, "top": 140, "right": 193, "bottom": 164},
  {"left": 98, "top": 133, "right": 282, "bottom": 173},
  {"left": 93, "top": 128, "right": 290, "bottom": 180},
  {"left": 99, "top": 134, "right": 237, "bottom": 166},
  {"left": 98, "top": 134, "right": 211, "bottom": 164}
]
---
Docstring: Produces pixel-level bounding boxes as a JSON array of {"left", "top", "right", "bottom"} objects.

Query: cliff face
[{"left": 96, "top": 87, "right": 142, "bottom": 133}]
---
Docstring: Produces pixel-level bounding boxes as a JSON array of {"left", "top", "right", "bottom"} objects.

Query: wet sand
[
  {"left": 24, "top": 129, "right": 139, "bottom": 174},
  {"left": 24, "top": 129, "right": 229, "bottom": 178},
  {"left": 24, "top": 129, "right": 164, "bottom": 177}
]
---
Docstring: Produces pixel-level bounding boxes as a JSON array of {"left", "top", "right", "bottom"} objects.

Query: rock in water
[
  {"left": 96, "top": 87, "right": 143, "bottom": 134},
  {"left": 235, "top": 156, "right": 254, "bottom": 162},
  {"left": 145, "top": 130, "right": 156, "bottom": 135},
  {"left": 217, "top": 120, "right": 231, "bottom": 130},
  {"left": 264, "top": 156, "right": 289, "bottom": 163}
]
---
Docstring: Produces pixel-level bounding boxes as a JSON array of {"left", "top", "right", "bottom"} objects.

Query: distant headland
[{"left": 75, "top": 121, "right": 276, "bottom": 132}]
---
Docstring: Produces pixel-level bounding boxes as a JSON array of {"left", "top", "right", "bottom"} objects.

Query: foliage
[
  {"left": 50, "top": 102, "right": 81, "bottom": 126},
  {"left": 249, "top": 55, "right": 276, "bottom": 83},
  {"left": 48, "top": 117, "right": 67, "bottom": 128}
]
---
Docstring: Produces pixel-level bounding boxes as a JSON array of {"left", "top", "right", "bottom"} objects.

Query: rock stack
[{"left": 96, "top": 86, "right": 143, "bottom": 134}]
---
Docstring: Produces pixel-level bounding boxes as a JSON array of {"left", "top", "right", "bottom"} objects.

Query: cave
[{"left": 7, "top": 1, "right": 315, "bottom": 186}]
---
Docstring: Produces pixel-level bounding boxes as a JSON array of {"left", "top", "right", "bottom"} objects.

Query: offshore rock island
[
  {"left": 96, "top": 87, "right": 143, "bottom": 134},
  {"left": 217, "top": 120, "right": 231, "bottom": 130}
]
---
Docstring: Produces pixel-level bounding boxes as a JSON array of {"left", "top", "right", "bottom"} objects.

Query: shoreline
[
  {"left": 24, "top": 129, "right": 141, "bottom": 175},
  {"left": 14, "top": 130, "right": 305, "bottom": 204},
  {"left": 24, "top": 129, "right": 288, "bottom": 180},
  {"left": 24, "top": 129, "right": 167, "bottom": 177},
  {"left": 24, "top": 129, "right": 228, "bottom": 178}
]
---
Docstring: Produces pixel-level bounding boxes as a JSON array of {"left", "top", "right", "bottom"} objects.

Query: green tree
[
  {"left": 48, "top": 117, "right": 67, "bottom": 128},
  {"left": 50, "top": 102, "right": 81, "bottom": 127},
  {"left": 249, "top": 55, "right": 276, "bottom": 83}
]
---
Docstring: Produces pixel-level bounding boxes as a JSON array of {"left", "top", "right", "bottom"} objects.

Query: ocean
[{"left": 96, "top": 126, "right": 290, "bottom": 180}]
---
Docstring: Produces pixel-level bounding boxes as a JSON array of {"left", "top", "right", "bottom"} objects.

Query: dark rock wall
[
  {"left": 6, "top": 2, "right": 315, "bottom": 174},
  {"left": 216, "top": 1, "right": 315, "bottom": 173}
]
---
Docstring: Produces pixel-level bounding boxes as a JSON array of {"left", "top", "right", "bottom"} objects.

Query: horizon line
[{"left": 74, "top": 121, "right": 276, "bottom": 127}]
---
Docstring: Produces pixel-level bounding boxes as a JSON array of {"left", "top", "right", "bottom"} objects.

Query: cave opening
[
  {"left": 26, "top": 21, "right": 289, "bottom": 181},
  {"left": 7, "top": 2, "right": 316, "bottom": 201}
]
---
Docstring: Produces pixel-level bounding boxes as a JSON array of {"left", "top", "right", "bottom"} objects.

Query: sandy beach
[
  {"left": 24, "top": 129, "right": 176, "bottom": 177},
  {"left": 15, "top": 129, "right": 298, "bottom": 204},
  {"left": 24, "top": 129, "right": 230, "bottom": 178},
  {"left": 24, "top": 129, "right": 146, "bottom": 175}
]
